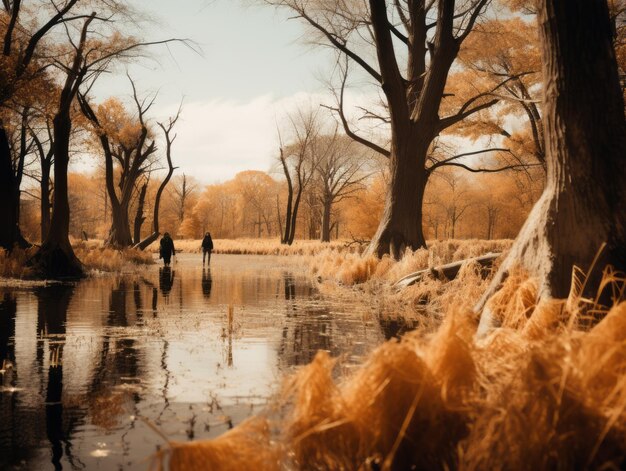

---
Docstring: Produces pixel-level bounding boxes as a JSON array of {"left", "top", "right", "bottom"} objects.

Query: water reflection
[
  {"left": 0, "top": 254, "right": 394, "bottom": 470},
  {"left": 159, "top": 267, "right": 175, "bottom": 297},
  {"left": 202, "top": 269, "right": 212, "bottom": 299}
]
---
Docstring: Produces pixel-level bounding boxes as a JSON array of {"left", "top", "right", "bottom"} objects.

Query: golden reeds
[{"left": 152, "top": 269, "right": 626, "bottom": 470}]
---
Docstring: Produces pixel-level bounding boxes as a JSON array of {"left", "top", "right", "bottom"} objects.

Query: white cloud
[
  {"left": 69, "top": 90, "right": 385, "bottom": 184},
  {"left": 156, "top": 90, "right": 380, "bottom": 184}
]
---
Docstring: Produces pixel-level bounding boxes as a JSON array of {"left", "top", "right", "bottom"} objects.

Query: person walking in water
[
  {"left": 201, "top": 232, "right": 213, "bottom": 266},
  {"left": 159, "top": 232, "right": 176, "bottom": 267}
]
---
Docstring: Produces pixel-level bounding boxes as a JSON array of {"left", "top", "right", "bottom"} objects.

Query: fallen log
[
  {"left": 134, "top": 231, "right": 160, "bottom": 251},
  {"left": 394, "top": 252, "right": 502, "bottom": 289}
]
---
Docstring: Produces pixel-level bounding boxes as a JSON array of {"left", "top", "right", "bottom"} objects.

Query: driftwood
[
  {"left": 394, "top": 252, "right": 502, "bottom": 289},
  {"left": 134, "top": 231, "right": 159, "bottom": 251}
]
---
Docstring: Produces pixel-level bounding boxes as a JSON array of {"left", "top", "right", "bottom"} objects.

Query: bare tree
[
  {"left": 277, "top": 106, "right": 321, "bottom": 245},
  {"left": 136, "top": 107, "right": 181, "bottom": 250},
  {"left": 313, "top": 131, "right": 370, "bottom": 242},
  {"left": 171, "top": 173, "right": 197, "bottom": 226},
  {"left": 79, "top": 77, "right": 159, "bottom": 247}
]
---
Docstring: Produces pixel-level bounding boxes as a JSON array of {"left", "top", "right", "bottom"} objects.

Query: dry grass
[
  {"left": 152, "top": 269, "right": 626, "bottom": 470},
  {"left": 146, "top": 238, "right": 362, "bottom": 256},
  {"left": 0, "top": 240, "right": 153, "bottom": 279},
  {"left": 73, "top": 240, "right": 154, "bottom": 272},
  {"left": 309, "top": 239, "right": 512, "bottom": 286},
  {"left": 308, "top": 240, "right": 511, "bottom": 325}
]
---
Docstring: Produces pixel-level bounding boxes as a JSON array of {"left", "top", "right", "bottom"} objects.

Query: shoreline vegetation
[
  {"left": 156, "top": 269, "right": 626, "bottom": 470},
  {"left": 0, "top": 239, "right": 154, "bottom": 279}
]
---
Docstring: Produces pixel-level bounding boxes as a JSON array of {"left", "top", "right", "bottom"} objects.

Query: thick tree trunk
[
  {"left": 30, "top": 113, "right": 84, "bottom": 278},
  {"left": 107, "top": 200, "right": 133, "bottom": 247},
  {"left": 477, "top": 0, "right": 626, "bottom": 332},
  {"left": 367, "top": 135, "right": 429, "bottom": 259},
  {"left": 0, "top": 126, "right": 29, "bottom": 250}
]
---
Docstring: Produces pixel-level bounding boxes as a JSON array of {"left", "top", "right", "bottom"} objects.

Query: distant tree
[
  {"left": 478, "top": 0, "right": 626, "bottom": 330},
  {"left": 277, "top": 106, "right": 321, "bottom": 245},
  {"left": 171, "top": 174, "right": 198, "bottom": 228},
  {"left": 313, "top": 131, "right": 369, "bottom": 242},
  {"left": 233, "top": 171, "right": 279, "bottom": 237}
]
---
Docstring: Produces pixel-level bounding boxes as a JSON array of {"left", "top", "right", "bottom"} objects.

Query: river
[{"left": 0, "top": 254, "right": 404, "bottom": 470}]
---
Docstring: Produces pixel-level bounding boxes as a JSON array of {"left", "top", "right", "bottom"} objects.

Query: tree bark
[
  {"left": 367, "top": 133, "right": 429, "bottom": 258},
  {"left": 477, "top": 0, "right": 626, "bottom": 332},
  {"left": 0, "top": 126, "right": 29, "bottom": 250},
  {"left": 320, "top": 198, "right": 332, "bottom": 243},
  {"left": 108, "top": 200, "right": 134, "bottom": 247},
  {"left": 133, "top": 183, "right": 147, "bottom": 244},
  {"left": 40, "top": 157, "right": 51, "bottom": 242}
]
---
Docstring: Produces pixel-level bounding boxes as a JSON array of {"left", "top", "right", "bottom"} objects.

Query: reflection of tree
[
  {"left": 278, "top": 275, "right": 333, "bottom": 367},
  {"left": 0, "top": 293, "right": 16, "bottom": 367},
  {"left": 36, "top": 285, "right": 75, "bottom": 470},
  {"left": 0, "top": 292, "right": 22, "bottom": 469}
]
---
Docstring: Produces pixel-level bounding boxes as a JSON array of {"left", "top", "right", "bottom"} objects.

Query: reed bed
[
  {"left": 309, "top": 239, "right": 512, "bottom": 286},
  {"left": 153, "top": 269, "right": 626, "bottom": 470},
  {"left": 147, "top": 238, "right": 361, "bottom": 256}
]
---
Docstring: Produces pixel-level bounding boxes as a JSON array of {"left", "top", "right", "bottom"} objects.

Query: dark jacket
[
  {"left": 201, "top": 234, "right": 214, "bottom": 251},
  {"left": 159, "top": 236, "right": 176, "bottom": 258}
]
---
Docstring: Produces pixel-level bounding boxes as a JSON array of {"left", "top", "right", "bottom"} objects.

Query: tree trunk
[
  {"left": 0, "top": 126, "right": 29, "bottom": 250},
  {"left": 107, "top": 202, "right": 133, "bottom": 247},
  {"left": 477, "top": 0, "right": 626, "bottom": 332},
  {"left": 40, "top": 161, "right": 51, "bottom": 242},
  {"left": 320, "top": 198, "right": 332, "bottom": 243},
  {"left": 287, "top": 187, "right": 303, "bottom": 245},
  {"left": 133, "top": 183, "right": 147, "bottom": 245},
  {"left": 366, "top": 135, "right": 429, "bottom": 259},
  {"left": 30, "top": 113, "right": 84, "bottom": 279}
]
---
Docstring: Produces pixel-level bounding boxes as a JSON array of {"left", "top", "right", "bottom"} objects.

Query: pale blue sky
[
  {"left": 84, "top": 0, "right": 334, "bottom": 183},
  {"left": 118, "top": 1, "right": 328, "bottom": 101}
]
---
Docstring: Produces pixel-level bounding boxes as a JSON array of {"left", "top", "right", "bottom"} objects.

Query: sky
[{"left": 83, "top": 0, "right": 334, "bottom": 184}]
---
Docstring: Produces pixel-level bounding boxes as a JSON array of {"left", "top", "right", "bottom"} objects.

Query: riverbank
[{"left": 0, "top": 240, "right": 153, "bottom": 279}]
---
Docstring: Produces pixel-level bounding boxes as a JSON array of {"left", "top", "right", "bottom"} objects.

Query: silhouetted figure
[
  {"left": 201, "top": 232, "right": 213, "bottom": 265},
  {"left": 159, "top": 232, "right": 176, "bottom": 266},
  {"left": 202, "top": 268, "right": 212, "bottom": 298},
  {"left": 159, "top": 267, "right": 175, "bottom": 297}
]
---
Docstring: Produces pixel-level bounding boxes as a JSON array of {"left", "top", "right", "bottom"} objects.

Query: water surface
[{"left": 0, "top": 254, "right": 394, "bottom": 470}]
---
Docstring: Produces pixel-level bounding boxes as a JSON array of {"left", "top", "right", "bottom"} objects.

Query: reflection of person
[
  {"left": 159, "top": 267, "right": 175, "bottom": 296},
  {"left": 159, "top": 232, "right": 176, "bottom": 266},
  {"left": 201, "top": 232, "right": 213, "bottom": 266},
  {"left": 202, "top": 268, "right": 212, "bottom": 298}
]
